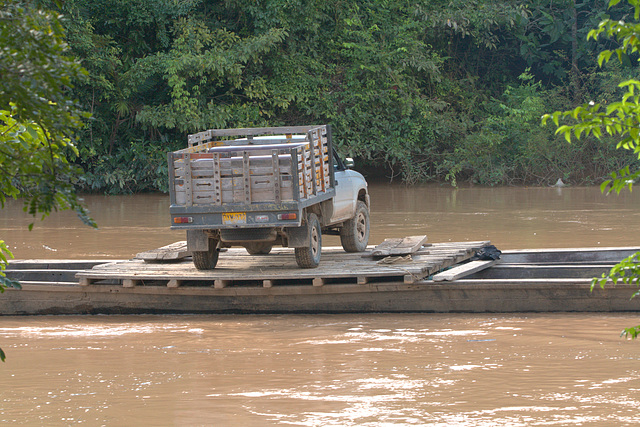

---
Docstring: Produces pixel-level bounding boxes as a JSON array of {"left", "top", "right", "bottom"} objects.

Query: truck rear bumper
[
  {"left": 169, "top": 189, "right": 335, "bottom": 230},
  {"left": 169, "top": 203, "right": 303, "bottom": 230}
]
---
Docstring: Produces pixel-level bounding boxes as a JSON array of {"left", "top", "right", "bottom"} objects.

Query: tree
[
  {"left": 543, "top": 0, "right": 640, "bottom": 338},
  {"left": 37, "top": 0, "right": 628, "bottom": 188},
  {"left": 0, "top": 0, "right": 95, "bottom": 360}
]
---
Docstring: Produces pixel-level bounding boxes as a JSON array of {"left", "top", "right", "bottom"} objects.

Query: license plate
[{"left": 222, "top": 212, "right": 246, "bottom": 225}]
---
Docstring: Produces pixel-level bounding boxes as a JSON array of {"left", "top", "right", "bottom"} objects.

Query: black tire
[
  {"left": 192, "top": 238, "right": 220, "bottom": 270},
  {"left": 295, "top": 213, "right": 322, "bottom": 268},
  {"left": 340, "top": 200, "right": 370, "bottom": 252},
  {"left": 244, "top": 242, "right": 273, "bottom": 255}
]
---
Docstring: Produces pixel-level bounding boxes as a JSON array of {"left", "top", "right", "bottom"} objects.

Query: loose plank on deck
[
  {"left": 370, "top": 235, "right": 428, "bottom": 257},
  {"left": 136, "top": 241, "right": 190, "bottom": 262},
  {"left": 77, "top": 241, "right": 491, "bottom": 288},
  {"left": 432, "top": 260, "right": 499, "bottom": 282}
]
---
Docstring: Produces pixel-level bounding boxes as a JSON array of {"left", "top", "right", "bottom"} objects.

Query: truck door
[{"left": 330, "top": 150, "right": 356, "bottom": 223}]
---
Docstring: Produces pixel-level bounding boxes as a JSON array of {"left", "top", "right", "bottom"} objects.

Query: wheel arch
[{"left": 358, "top": 188, "right": 370, "bottom": 208}]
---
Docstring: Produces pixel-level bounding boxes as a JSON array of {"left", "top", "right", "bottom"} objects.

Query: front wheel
[
  {"left": 192, "top": 238, "right": 220, "bottom": 270},
  {"left": 295, "top": 213, "right": 322, "bottom": 268},
  {"left": 340, "top": 200, "right": 370, "bottom": 252}
]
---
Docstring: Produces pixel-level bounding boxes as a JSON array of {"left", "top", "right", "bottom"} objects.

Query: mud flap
[
  {"left": 286, "top": 223, "right": 309, "bottom": 248},
  {"left": 187, "top": 229, "right": 209, "bottom": 252}
]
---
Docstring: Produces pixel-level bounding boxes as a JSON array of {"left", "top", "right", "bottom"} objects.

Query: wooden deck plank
[
  {"left": 77, "top": 241, "right": 491, "bottom": 288},
  {"left": 88, "top": 254, "right": 470, "bottom": 278}
]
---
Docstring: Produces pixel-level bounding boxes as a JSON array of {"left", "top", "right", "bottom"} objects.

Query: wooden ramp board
[
  {"left": 136, "top": 241, "right": 190, "bottom": 262},
  {"left": 432, "top": 260, "right": 498, "bottom": 282},
  {"left": 370, "top": 235, "right": 428, "bottom": 257},
  {"left": 77, "top": 241, "right": 491, "bottom": 288}
]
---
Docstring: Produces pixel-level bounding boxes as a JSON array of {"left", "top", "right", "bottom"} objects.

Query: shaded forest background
[{"left": 40, "top": 0, "right": 640, "bottom": 192}]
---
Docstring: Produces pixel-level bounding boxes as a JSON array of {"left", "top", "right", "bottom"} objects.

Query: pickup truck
[{"left": 168, "top": 125, "right": 370, "bottom": 269}]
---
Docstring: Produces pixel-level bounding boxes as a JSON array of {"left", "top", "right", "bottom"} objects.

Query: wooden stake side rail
[
  {"left": 174, "top": 125, "right": 332, "bottom": 206},
  {"left": 76, "top": 241, "right": 491, "bottom": 289}
]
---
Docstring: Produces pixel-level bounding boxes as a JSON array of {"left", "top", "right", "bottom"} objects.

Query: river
[
  {"left": 1, "top": 184, "right": 639, "bottom": 259},
  {"left": 1, "top": 184, "right": 639, "bottom": 425}
]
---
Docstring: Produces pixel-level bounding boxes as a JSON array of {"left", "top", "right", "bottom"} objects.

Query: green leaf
[
  {"left": 598, "top": 50, "right": 613, "bottom": 66},
  {"left": 546, "top": 0, "right": 640, "bottom": 340}
]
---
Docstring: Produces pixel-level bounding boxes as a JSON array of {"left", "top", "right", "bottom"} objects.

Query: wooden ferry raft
[
  {"left": 4, "top": 246, "right": 640, "bottom": 315},
  {"left": 76, "top": 239, "right": 492, "bottom": 289}
]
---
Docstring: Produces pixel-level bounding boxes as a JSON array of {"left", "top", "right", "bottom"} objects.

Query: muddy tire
[
  {"left": 244, "top": 242, "right": 273, "bottom": 255},
  {"left": 340, "top": 201, "right": 370, "bottom": 252},
  {"left": 295, "top": 213, "right": 322, "bottom": 268},
  {"left": 192, "top": 238, "right": 220, "bottom": 270}
]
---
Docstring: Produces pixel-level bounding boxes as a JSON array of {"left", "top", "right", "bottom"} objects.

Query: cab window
[{"left": 333, "top": 148, "right": 346, "bottom": 171}]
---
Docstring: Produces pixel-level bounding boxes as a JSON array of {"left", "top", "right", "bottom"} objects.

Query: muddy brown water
[
  {"left": 1, "top": 184, "right": 639, "bottom": 259},
  {"left": 1, "top": 184, "right": 639, "bottom": 425}
]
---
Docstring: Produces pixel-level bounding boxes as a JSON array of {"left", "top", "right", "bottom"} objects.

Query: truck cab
[{"left": 331, "top": 153, "right": 369, "bottom": 224}]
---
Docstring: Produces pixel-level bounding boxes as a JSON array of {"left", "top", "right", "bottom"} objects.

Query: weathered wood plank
[
  {"left": 213, "top": 152, "right": 222, "bottom": 205},
  {"left": 176, "top": 163, "right": 293, "bottom": 178},
  {"left": 371, "top": 235, "right": 428, "bottom": 257},
  {"left": 403, "top": 264, "right": 439, "bottom": 284},
  {"left": 312, "top": 278, "right": 325, "bottom": 287},
  {"left": 432, "top": 260, "right": 499, "bottom": 282},
  {"left": 136, "top": 241, "right": 190, "bottom": 262},
  {"left": 167, "top": 279, "right": 181, "bottom": 288},
  {"left": 214, "top": 279, "right": 231, "bottom": 289},
  {"left": 204, "top": 125, "right": 322, "bottom": 137},
  {"left": 272, "top": 150, "right": 281, "bottom": 203},
  {"left": 183, "top": 153, "right": 193, "bottom": 206},
  {"left": 123, "top": 279, "right": 138, "bottom": 288}
]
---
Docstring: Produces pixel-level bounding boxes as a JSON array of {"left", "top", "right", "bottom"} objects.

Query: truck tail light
[
  {"left": 277, "top": 213, "right": 297, "bottom": 221},
  {"left": 174, "top": 217, "right": 193, "bottom": 224}
]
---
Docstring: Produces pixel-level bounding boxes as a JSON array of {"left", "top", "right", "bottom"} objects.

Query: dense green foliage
[
  {"left": 0, "top": 0, "right": 96, "bottom": 360},
  {"left": 544, "top": 0, "right": 640, "bottom": 338},
  {"left": 2, "top": 1, "right": 635, "bottom": 216},
  {"left": 31, "top": 0, "right": 640, "bottom": 189}
]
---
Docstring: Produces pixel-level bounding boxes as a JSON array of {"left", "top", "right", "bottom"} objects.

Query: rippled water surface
[
  {"left": 1, "top": 314, "right": 639, "bottom": 425},
  {"left": 1, "top": 184, "right": 639, "bottom": 425}
]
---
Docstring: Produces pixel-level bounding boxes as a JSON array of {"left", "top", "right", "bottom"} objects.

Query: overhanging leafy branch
[{"left": 543, "top": 0, "right": 640, "bottom": 338}]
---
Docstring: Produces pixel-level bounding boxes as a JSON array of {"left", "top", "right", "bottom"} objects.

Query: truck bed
[{"left": 168, "top": 125, "right": 334, "bottom": 228}]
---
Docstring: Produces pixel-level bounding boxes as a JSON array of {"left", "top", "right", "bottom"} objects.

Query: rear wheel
[
  {"left": 340, "top": 201, "right": 370, "bottom": 252},
  {"left": 244, "top": 242, "right": 273, "bottom": 255},
  {"left": 295, "top": 213, "right": 322, "bottom": 268},
  {"left": 192, "top": 238, "right": 220, "bottom": 270}
]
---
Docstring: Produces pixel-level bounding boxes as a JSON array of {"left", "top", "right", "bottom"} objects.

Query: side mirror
[{"left": 344, "top": 157, "right": 355, "bottom": 168}]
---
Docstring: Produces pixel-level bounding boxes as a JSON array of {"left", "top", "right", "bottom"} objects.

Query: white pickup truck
[{"left": 167, "top": 125, "right": 370, "bottom": 269}]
